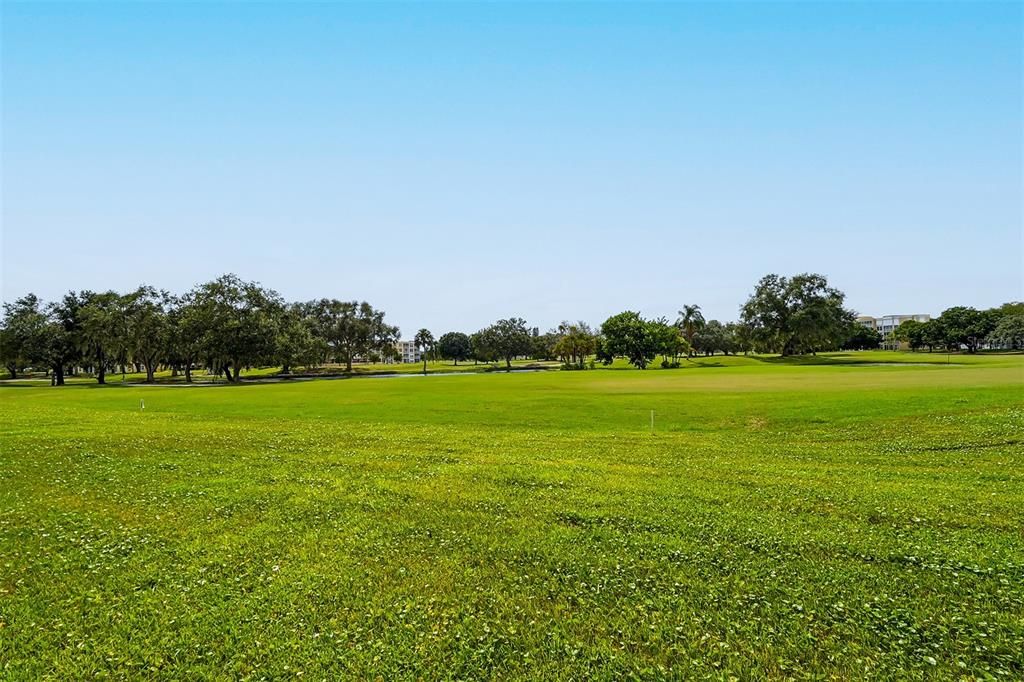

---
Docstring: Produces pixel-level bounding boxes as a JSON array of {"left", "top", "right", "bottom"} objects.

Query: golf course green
[{"left": 1, "top": 352, "right": 1022, "bottom": 679}]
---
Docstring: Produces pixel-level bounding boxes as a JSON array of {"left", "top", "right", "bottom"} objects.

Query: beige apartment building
[{"left": 394, "top": 340, "right": 422, "bottom": 364}]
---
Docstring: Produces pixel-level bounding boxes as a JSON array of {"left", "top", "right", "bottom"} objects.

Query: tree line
[
  {"left": 0, "top": 276, "right": 558, "bottom": 384},
  {"left": 0, "top": 275, "right": 400, "bottom": 384},
  {"left": 893, "top": 303, "right": 1024, "bottom": 353},
  {"left": 2, "top": 272, "right": 1020, "bottom": 383}
]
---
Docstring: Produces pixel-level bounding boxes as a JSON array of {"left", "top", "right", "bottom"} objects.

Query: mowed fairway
[{"left": 1, "top": 354, "right": 1022, "bottom": 679}]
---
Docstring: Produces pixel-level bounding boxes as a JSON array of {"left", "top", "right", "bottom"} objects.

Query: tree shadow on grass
[
  {"left": 686, "top": 360, "right": 726, "bottom": 368},
  {"left": 748, "top": 353, "right": 952, "bottom": 367}
]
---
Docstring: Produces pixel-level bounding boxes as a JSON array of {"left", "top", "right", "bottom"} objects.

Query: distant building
[
  {"left": 394, "top": 340, "right": 421, "bottom": 364},
  {"left": 858, "top": 314, "right": 931, "bottom": 350}
]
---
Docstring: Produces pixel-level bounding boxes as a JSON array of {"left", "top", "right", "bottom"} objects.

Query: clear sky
[{"left": 2, "top": 1, "right": 1021, "bottom": 336}]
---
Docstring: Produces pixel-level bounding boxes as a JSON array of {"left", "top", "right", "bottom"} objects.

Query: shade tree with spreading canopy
[
  {"left": 307, "top": 299, "right": 399, "bottom": 372},
  {"left": 473, "top": 318, "right": 532, "bottom": 370},
  {"left": 740, "top": 273, "right": 854, "bottom": 356},
  {"left": 437, "top": 331, "right": 472, "bottom": 365}
]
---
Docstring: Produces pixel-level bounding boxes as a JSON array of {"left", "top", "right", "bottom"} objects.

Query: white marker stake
[
  {"left": 650, "top": 410, "right": 654, "bottom": 434},
  {"left": 140, "top": 399, "right": 145, "bottom": 411}
]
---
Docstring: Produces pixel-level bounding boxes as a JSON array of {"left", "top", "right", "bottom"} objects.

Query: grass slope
[{"left": 1, "top": 353, "right": 1022, "bottom": 679}]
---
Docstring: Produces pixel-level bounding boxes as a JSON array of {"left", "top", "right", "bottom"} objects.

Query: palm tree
[
  {"left": 414, "top": 328, "right": 434, "bottom": 374},
  {"left": 676, "top": 304, "right": 705, "bottom": 357}
]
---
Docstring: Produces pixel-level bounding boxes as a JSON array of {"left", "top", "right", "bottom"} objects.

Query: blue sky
[{"left": 2, "top": 2, "right": 1021, "bottom": 336}]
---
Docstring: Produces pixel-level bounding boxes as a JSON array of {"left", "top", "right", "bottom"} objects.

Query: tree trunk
[
  {"left": 184, "top": 364, "right": 192, "bottom": 383},
  {"left": 223, "top": 365, "right": 232, "bottom": 381},
  {"left": 506, "top": 357, "right": 512, "bottom": 370},
  {"left": 346, "top": 356, "right": 353, "bottom": 372},
  {"left": 232, "top": 363, "right": 241, "bottom": 381},
  {"left": 54, "top": 365, "right": 65, "bottom": 386},
  {"left": 146, "top": 364, "right": 155, "bottom": 383},
  {"left": 6, "top": 366, "right": 15, "bottom": 380},
  {"left": 97, "top": 364, "right": 106, "bottom": 384}
]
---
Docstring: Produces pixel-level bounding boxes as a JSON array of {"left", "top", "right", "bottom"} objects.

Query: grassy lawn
[{"left": 1, "top": 353, "right": 1022, "bottom": 678}]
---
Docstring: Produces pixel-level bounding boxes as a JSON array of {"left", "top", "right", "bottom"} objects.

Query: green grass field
[{"left": 1, "top": 352, "right": 1022, "bottom": 679}]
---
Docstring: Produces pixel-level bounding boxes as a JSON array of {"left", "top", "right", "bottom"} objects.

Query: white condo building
[{"left": 857, "top": 314, "right": 931, "bottom": 350}]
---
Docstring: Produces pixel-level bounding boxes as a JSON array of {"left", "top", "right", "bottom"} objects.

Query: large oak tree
[
  {"left": 308, "top": 299, "right": 399, "bottom": 372},
  {"left": 740, "top": 273, "right": 853, "bottom": 356},
  {"left": 190, "top": 275, "right": 283, "bottom": 381}
]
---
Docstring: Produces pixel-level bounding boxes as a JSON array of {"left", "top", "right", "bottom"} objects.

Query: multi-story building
[
  {"left": 857, "top": 314, "right": 931, "bottom": 350},
  {"left": 394, "top": 340, "right": 421, "bottom": 364}
]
